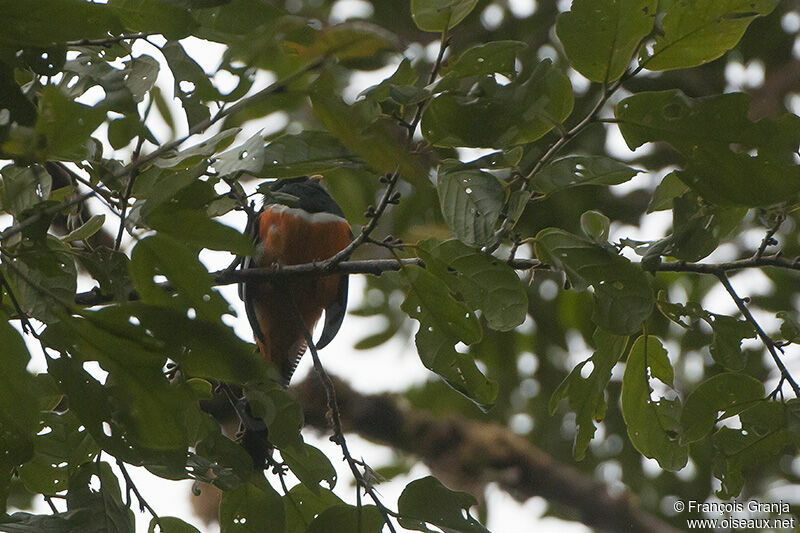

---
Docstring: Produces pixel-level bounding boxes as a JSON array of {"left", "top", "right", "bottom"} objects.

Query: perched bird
[
  {"left": 239, "top": 176, "right": 351, "bottom": 386},
  {"left": 234, "top": 176, "right": 351, "bottom": 467}
]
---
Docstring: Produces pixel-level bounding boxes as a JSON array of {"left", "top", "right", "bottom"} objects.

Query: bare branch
[
  {"left": 715, "top": 272, "right": 800, "bottom": 396},
  {"left": 65, "top": 33, "right": 156, "bottom": 47},
  {"left": 294, "top": 376, "right": 681, "bottom": 533}
]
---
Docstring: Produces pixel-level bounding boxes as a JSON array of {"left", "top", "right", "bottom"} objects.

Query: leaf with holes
[
  {"left": 680, "top": 373, "right": 764, "bottom": 444},
  {"left": 214, "top": 132, "right": 266, "bottom": 177},
  {"left": 621, "top": 336, "right": 688, "bottom": 470},
  {"left": 534, "top": 228, "right": 654, "bottom": 334},
  {"left": 259, "top": 131, "right": 358, "bottom": 178},
  {"left": 422, "top": 59, "right": 573, "bottom": 148},
  {"left": 437, "top": 168, "right": 504, "bottom": 247},
  {"left": 129, "top": 234, "right": 230, "bottom": 321},
  {"left": 642, "top": 0, "right": 779, "bottom": 71},
  {"left": 713, "top": 401, "right": 792, "bottom": 499},
  {"left": 220, "top": 479, "right": 285, "bottom": 533},
  {"left": 443, "top": 40, "right": 527, "bottom": 78},
  {"left": 557, "top": 0, "right": 657, "bottom": 83},
  {"left": 401, "top": 266, "right": 497, "bottom": 410},
  {"left": 417, "top": 238, "right": 528, "bottom": 331},
  {"left": 708, "top": 314, "right": 756, "bottom": 371},
  {"left": 616, "top": 90, "right": 800, "bottom": 206},
  {"left": 550, "top": 329, "right": 628, "bottom": 460},
  {"left": 533, "top": 156, "right": 639, "bottom": 194}
]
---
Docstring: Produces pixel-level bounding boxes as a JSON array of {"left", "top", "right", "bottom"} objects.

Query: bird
[
  {"left": 235, "top": 176, "right": 351, "bottom": 467},
  {"left": 239, "top": 176, "right": 351, "bottom": 386}
]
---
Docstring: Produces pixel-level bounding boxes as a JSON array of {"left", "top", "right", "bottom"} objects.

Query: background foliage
[{"left": 1, "top": 0, "right": 800, "bottom": 531}]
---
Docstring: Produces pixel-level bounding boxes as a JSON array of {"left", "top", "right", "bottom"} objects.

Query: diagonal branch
[
  {"left": 714, "top": 272, "right": 800, "bottom": 396},
  {"left": 293, "top": 376, "right": 681, "bottom": 533}
]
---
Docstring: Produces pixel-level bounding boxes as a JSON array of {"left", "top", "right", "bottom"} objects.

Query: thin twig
[
  {"left": 116, "top": 459, "right": 161, "bottom": 526},
  {"left": 754, "top": 213, "right": 785, "bottom": 259},
  {"left": 115, "top": 97, "right": 155, "bottom": 250},
  {"left": 43, "top": 495, "right": 58, "bottom": 513},
  {"left": 304, "top": 331, "right": 398, "bottom": 533},
  {"left": 715, "top": 272, "right": 800, "bottom": 396},
  {"left": 322, "top": 27, "right": 450, "bottom": 269},
  {"left": 0, "top": 270, "right": 36, "bottom": 335},
  {"left": 66, "top": 33, "right": 156, "bottom": 47}
]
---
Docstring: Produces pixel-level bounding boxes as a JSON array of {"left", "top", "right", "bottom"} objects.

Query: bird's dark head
[{"left": 264, "top": 176, "right": 344, "bottom": 217}]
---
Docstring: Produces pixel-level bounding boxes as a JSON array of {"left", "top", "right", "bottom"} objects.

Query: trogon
[
  {"left": 239, "top": 176, "right": 351, "bottom": 386},
  {"left": 236, "top": 176, "right": 351, "bottom": 467}
]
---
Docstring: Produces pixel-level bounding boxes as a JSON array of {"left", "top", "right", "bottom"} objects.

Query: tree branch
[
  {"left": 65, "top": 33, "right": 156, "bottom": 47},
  {"left": 714, "top": 272, "right": 800, "bottom": 396},
  {"left": 293, "top": 376, "right": 681, "bottom": 533}
]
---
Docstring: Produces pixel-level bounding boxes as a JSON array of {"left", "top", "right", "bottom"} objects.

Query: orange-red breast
[{"left": 239, "top": 176, "right": 351, "bottom": 386}]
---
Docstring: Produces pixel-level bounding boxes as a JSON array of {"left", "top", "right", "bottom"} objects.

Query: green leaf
[
  {"left": 359, "top": 58, "right": 418, "bottom": 102},
  {"left": 621, "top": 335, "right": 688, "bottom": 470},
  {"left": 0, "top": 165, "right": 52, "bottom": 216},
  {"left": 245, "top": 382, "right": 304, "bottom": 451},
  {"left": 646, "top": 172, "right": 689, "bottom": 213},
  {"left": 0, "top": 0, "right": 124, "bottom": 47},
  {"left": 436, "top": 168, "right": 504, "bottom": 247},
  {"left": 443, "top": 41, "right": 527, "bottom": 78},
  {"left": 410, "top": 0, "right": 478, "bottom": 31},
  {"left": 11, "top": 86, "right": 105, "bottom": 161},
  {"left": 149, "top": 516, "right": 201, "bottom": 533},
  {"left": 708, "top": 314, "right": 756, "bottom": 371},
  {"left": 616, "top": 90, "right": 800, "bottom": 206},
  {"left": 533, "top": 156, "right": 639, "bottom": 194},
  {"left": 66, "top": 462, "right": 134, "bottom": 533},
  {"left": 417, "top": 238, "right": 528, "bottom": 331},
  {"left": 397, "top": 476, "right": 489, "bottom": 533},
  {"left": 642, "top": 0, "right": 780, "bottom": 71},
  {"left": 5, "top": 237, "right": 77, "bottom": 323},
  {"left": 0, "top": 510, "right": 93, "bottom": 532},
  {"left": 401, "top": 266, "right": 496, "bottom": 410},
  {"left": 0, "top": 313, "right": 38, "bottom": 471},
  {"left": 161, "top": 41, "right": 218, "bottom": 129},
  {"left": 281, "top": 443, "right": 337, "bottom": 493},
  {"left": 284, "top": 21, "right": 398, "bottom": 62},
  {"left": 147, "top": 207, "right": 254, "bottom": 256},
  {"left": 550, "top": 329, "right": 628, "bottom": 460},
  {"left": 259, "top": 131, "right": 358, "bottom": 178},
  {"left": 153, "top": 128, "right": 240, "bottom": 169},
  {"left": 777, "top": 311, "right": 800, "bottom": 343},
  {"left": 220, "top": 480, "right": 285, "bottom": 533},
  {"left": 713, "top": 401, "right": 791, "bottom": 499},
  {"left": 110, "top": 303, "right": 266, "bottom": 384},
  {"left": 61, "top": 214, "right": 105, "bottom": 243},
  {"left": 680, "top": 373, "right": 764, "bottom": 444},
  {"left": 310, "top": 73, "right": 429, "bottom": 188},
  {"left": 109, "top": 0, "right": 195, "bottom": 39},
  {"left": 18, "top": 410, "right": 97, "bottom": 495},
  {"left": 214, "top": 132, "right": 266, "bottom": 177},
  {"left": 129, "top": 234, "right": 230, "bottom": 321},
  {"left": 580, "top": 210, "right": 610, "bottom": 243},
  {"left": 306, "top": 504, "right": 385, "bottom": 533},
  {"left": 76, "top": 248, "right": 133, "bottom": 302},
  {"left": 283, "top": 485, "right": 343, "bottom": 533},
  {"left": 422, "top": 59, "right": 573, "bottom": 148},
  {"left": 665, "top": 192, "right": 746, "bottom": 262},
  {"left": 557, "top": 0, "right": 657, "bottom": 82},
  {"left": 534, "top": 228, "right": 654, "bottom": 334}
]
